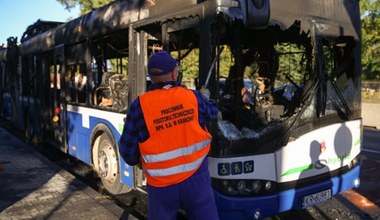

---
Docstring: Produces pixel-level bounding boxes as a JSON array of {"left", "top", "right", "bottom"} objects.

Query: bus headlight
[
  {"left": 212, "top": 178, "right": 277, "bottom": 196},
  {"left": 227, "top": 186, "right": 236, "bottom": 194},
  {"left": 252, "top": 181, "right": 262, "bottom": 193},
  {"left": 252, "top": 210, "right": 261, "bottom": 220},
  {"left": 237, "top": 180, "right": 247, "bottom": 191},
  {"left": 353, "top": 178, "right": 360, "bottom": 188},
  {"left": 264, "top": 181, "right": 273, "bottom": 191}
]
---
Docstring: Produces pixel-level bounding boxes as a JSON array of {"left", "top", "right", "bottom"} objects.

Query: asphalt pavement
[{"left": 0, "top": 126, "right": 136, "bottom": 220}]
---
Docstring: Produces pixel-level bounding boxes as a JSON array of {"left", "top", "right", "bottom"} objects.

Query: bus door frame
[
  {"left": 129, "top": 23, "right": 149, "bottom": 190},
  {"left": 161, "top": 8, "right": 212, "bottom": 89},
  {"left": 51, "top": 45, "right": 67, "bottom": 152}
]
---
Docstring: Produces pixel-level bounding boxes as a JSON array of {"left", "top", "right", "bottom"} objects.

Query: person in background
[{"left": 118, "top": 51, "right": 219, "bottom": 220}]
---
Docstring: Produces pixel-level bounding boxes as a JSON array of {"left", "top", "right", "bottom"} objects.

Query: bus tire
[{"left": 97, "top": 132, "right": 130, "bottom": 195}]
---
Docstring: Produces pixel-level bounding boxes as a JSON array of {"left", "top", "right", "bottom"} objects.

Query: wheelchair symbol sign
[
  {"left": 218, "top": 163, "right": 230, "bottom": 176},
  {"left": 217, "top": 160, "right": 254, "bottom": 176}
]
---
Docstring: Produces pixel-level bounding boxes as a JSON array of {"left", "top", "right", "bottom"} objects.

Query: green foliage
[
  {"left": 360, "top": 0, "right": 380, "bottom": 80},
  {"left": 275, "top": 44, "right": 305, "bottom": 85},
  {"left": 172, "top": 47, "right": 234, "bottom": 80},
  {"left": 56, "top": 0, "right": 115, "bottom": 15},
  {"left": 109, "top": 58, "right": 128, "bottom": 77},
  {"left": 172, "top": 50, "right": 199, "bottom": 79}
]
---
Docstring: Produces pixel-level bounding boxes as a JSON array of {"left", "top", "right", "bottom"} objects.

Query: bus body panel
[
  {"left": 276, "top": 120, "right": 362, "bottom": 182},
  {"left": 2, "top": 93, "right": 12, "bottom": 120},
  {"left": 209, "top": 120, "right": 361, "bottom": 182},
  {"left": 278, "top": 163, "right": 360, "bottom": 212},
  {"left": 214, "top": 164, "right": 360, "bottom": 219},
  {"left": 211, "top": 120, "right": 362, "bottom": 219},
  {"left": 66, "top": 105, "right": 125, "bottom": 133},
  {"left": 119, "top": 157, "right": 134, "bottom": 188},
  {"left": 66, "top": 110, "right": 91, "bottom": 164},
  {"left": 65, "top": 104, "right": 134, "bottom": 188}
]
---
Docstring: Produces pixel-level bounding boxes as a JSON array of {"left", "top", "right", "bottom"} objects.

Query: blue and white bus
[{"left": 0, "top": 0, "right": 362, "bottom": 219}]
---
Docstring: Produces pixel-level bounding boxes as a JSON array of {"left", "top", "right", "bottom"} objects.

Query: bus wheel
[{"left": 97, "top": 133, "right": 129, "bottom": 195}]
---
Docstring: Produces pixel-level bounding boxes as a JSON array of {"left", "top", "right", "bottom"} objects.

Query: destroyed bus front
[{"left": 204, "top": 0, "right": 362, "bottom": 219}]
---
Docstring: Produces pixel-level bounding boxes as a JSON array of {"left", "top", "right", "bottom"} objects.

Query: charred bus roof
[{"left": 18, "top": 0, "right": 360, "bottom": 54}]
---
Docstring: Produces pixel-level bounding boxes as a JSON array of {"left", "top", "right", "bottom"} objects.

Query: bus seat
[
  {"left": 109, "top": 75, "right": 128, "bottom": 111},
  {"left": 95, "top": 87, "right": 112, "bottom": 107},
  {"left": 100, "top": 72, "right": 117, "bottom": 87}
]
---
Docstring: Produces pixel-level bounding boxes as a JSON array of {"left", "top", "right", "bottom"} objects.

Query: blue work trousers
[{"left": 147, "top": 159, "right": 219, "bottom": 220}]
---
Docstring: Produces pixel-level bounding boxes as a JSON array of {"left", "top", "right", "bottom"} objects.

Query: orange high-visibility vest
[{"left": 139, "top": 86, "right": 212, "bottom": 187}]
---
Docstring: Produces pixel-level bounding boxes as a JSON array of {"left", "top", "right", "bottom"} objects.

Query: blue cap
[{"left": 147, "top": 51, "right": 177, "bottom": 76}]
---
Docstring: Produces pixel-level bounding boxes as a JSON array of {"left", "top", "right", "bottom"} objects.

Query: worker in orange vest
[{"left": 119, "top": 51, "right": 219, "bottom": 220}]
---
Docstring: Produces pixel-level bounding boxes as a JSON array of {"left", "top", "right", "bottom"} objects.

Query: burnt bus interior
[
  {"left": 59, "top": 30, "right": 130, "bottom": 112},
  {"left": 0, "top": 19, "right": 132, "bottom": 149},
  {"left": 136, "top": 6, "right": 360, "bottom": 160},
  {"left": 90, "top": 30, "right": 129, "bottom": 112}
]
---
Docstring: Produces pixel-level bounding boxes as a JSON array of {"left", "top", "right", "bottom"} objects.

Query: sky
[{"left": 0, "top": 0, "right": 80, "bottom": 46}]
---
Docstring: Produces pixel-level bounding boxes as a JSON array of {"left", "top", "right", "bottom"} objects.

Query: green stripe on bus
[
  {"left": 119, "top": 123, "right": 124, "bottom": 134},
  {"left": 354, "top": 137, "right": 361, "bottom": 147},
  {"left": 281, "top": 164, "right": 313, "bottom": 177}
]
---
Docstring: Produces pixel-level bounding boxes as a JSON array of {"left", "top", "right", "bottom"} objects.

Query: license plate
[{"left": 302, "top": 189, "right": 332, "bottom": 208}]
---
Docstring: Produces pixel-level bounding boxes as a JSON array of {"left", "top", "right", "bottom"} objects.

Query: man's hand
[{"left": 200, "top": 86, "right": 210, "bottom": 99}]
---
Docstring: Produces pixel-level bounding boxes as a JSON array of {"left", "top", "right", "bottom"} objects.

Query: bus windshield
[{"left": 210, "top": 25, "right": 360, "bottom": 157}]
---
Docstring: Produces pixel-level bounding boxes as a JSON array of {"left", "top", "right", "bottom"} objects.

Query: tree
[
  {"left": 360, "top": 0, "right": 380, "bottom": 80},
  {"left": 56, "top": 0, "right": 115, "bottom": 15}
]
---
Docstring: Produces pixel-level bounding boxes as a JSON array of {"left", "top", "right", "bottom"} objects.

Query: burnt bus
[{"left": 0, "top": 0, "right": 361, "bottom": 219}]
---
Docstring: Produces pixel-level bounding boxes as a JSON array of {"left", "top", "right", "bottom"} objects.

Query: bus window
[
  {"left": 93, "top": 71, "right": 129, "bottom": 112},
  {"left": 324, "top": 37, "right": 359, "bottom": 116},
  {"left": 74, "top": 71, "right": 87, "bottom": 103},
  {"left": 50, "top": 68, "right": 61, "bottom": 90},
  {"left": 65, "top": 64, "right": 87, "bottom": 104},
  {"left": 90, "top": 37, "right": 129, "bottom": 112}
]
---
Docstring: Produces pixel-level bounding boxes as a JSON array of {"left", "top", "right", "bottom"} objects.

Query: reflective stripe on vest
[
  {"left": 142, "top": 138, "right": 211, "bottom": 163},
  {"left": 145, "top": 154, "right": 207, "bottom": 177}
]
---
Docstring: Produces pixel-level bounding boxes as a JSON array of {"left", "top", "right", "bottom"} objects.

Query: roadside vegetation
[{"left": 362, "top": 87, "right": 380, "bottom": 103}]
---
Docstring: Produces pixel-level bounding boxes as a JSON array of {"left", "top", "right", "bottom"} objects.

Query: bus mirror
[{"left": 240, "top": 0, "right": 270, "bottom": 29}]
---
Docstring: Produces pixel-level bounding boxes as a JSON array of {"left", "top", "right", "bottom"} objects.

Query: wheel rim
[{"left": 98, "top": 141, "right": 118, "bottom": 184}]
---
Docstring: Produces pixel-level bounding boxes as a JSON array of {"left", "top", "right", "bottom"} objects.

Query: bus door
[
  {"left": 129, "top": 24, "right": 149, "bottom": 191},
  {"left": 47, "top": 46, "right": 65, "bottom": 150},
  {"left": 128, "top": 14, "right": 204, "bottom": 191}
]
